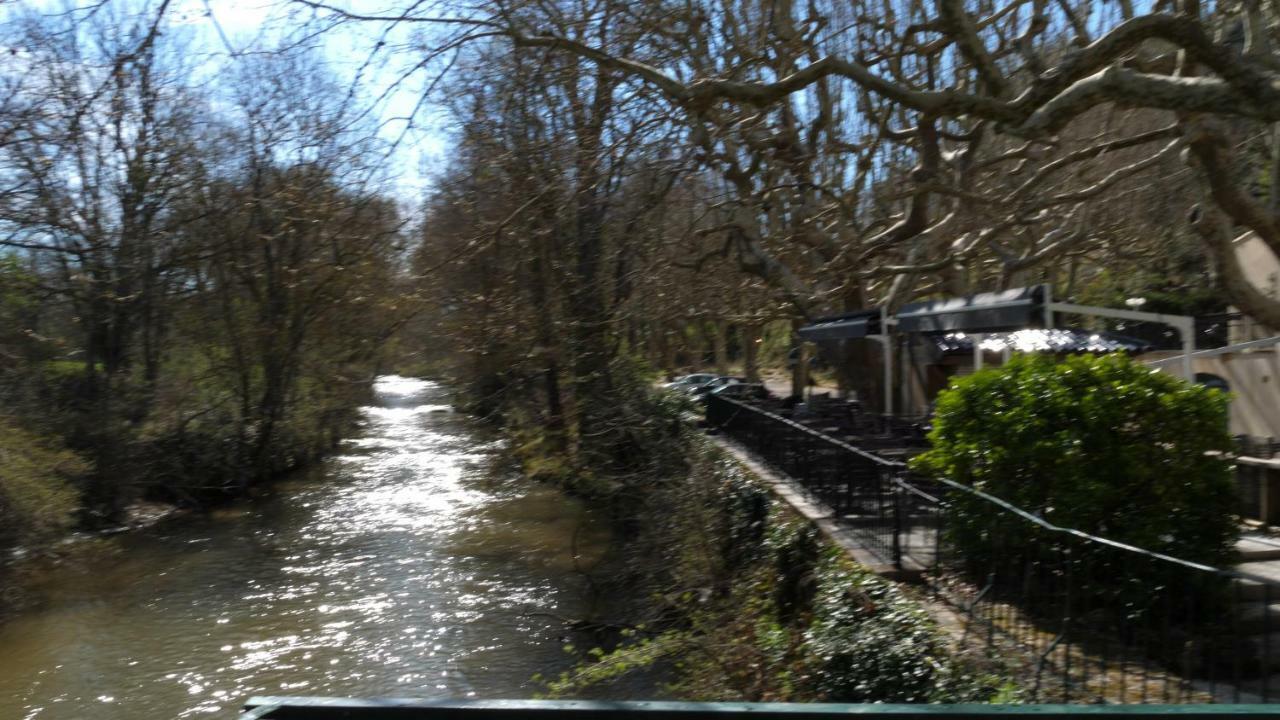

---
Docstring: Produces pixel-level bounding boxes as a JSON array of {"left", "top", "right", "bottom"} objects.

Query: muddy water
[{"left": 0, "top": 376, "right": 612, "bottom": 719}]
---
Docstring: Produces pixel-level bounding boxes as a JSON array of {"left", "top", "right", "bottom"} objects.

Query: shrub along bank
[{"left": 542, "top": 439, "right": 1014, "bottom": 702}]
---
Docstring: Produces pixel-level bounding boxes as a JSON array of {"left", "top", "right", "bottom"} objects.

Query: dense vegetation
[
  {"left": 393, "top": 0, "right": 1277, "bottom": 475},
  {"left": 3, "top": 0, "right": 1277, "bottom": 553},
  {"left": 913, "top": 353, "right": 1238, "bottom": 566},
  {"left": 910, "top": 354, "right": 1239, "bottom": 636},
  {"left": 0, "top": 9, "right": 412, "bottom": 549},
  {"left": 3, "top": 0, "right": 1279, "bottom": 702},
  {"left": 541, "top": 440, "right": 1012, "bottom": 702}
]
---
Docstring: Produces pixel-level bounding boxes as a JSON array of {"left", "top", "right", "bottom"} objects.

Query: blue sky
[
  {"left": 0, "top": 0, "right": 455, "bottom": 207},
  {"left": 150, "top": 0, "right": 448, "bottom": 199}
]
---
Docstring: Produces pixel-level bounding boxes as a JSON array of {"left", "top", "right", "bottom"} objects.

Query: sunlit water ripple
[{"left": 0, "top": 376, "right": 610, "bottom": 720}]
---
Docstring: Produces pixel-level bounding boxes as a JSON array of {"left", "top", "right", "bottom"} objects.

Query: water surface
[{"left": 0, "top": 376, "right": 610, "bottom": 719}]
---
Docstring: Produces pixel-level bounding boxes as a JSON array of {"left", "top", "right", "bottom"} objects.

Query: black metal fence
[
  {"left": 1237, "top": 435, "right": 1280, "bottom": 460},
  {"left": 706, "top": 394, "right": 1280, "bottom": 704},
  {"left": 241, "top": 697, "right": 1280, "bottom": 718},
  {"left": 706, "top": 393, "right": 909, "bottom": 562}
]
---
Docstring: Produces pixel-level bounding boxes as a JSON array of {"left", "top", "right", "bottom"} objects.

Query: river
[{"left": 0, "top": 376, "right": 613, "bottom": 719}]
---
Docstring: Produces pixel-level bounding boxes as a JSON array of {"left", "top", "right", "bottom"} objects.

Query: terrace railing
[
  {"left": 706, "top": 392, "right": 908, "bottom": 562},
  {"left": 706, "top": 394, "right": 1280, "bottom": 704},
  {"left": 241, "top": 698, "right": 1280, "bottom": 718}
]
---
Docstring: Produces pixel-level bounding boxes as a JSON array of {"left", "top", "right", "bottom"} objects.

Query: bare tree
[{"left": 292, "top": 0, "right": 1280, "bottom": 331}]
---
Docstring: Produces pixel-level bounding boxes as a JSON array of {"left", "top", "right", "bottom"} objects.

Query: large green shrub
[{"left": 912, "top": 353, "right": 1238, "bottom": 567}]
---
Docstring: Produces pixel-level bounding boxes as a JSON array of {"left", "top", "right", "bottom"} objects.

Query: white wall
[
  {"left": 1149, "top": 348, "right": 1280, "bottom": 438},
  {"left": 1231, "top": 232, "right": 1280, "bottom": 342}
]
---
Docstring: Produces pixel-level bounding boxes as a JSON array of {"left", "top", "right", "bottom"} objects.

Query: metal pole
[
  {"left": 974, "top": 333, "right": 984, "bottom": 371},
  {"left": 1043, "top": 283, "right": 1054, "bottom": 330},
  {"left": 1180, "top": 317, "right": 1195, "bottom": 382},
  {"left": 1047, "top": 300, "right": 1196, "bottom": 381},
  {"left": 882, "top": 335, "right": 893, "bottom": 415},
  {"left": 881, "top": 308, "right": 893, "bottom": 415},
  {"left": 901, "top": 337, "right": 910, "bottom": 415},
  {"left": 891, "top": 477, "right": 904, "bottom": 570}
]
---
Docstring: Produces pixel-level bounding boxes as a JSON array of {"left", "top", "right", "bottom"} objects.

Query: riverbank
[
  {"left": 538, "top": 432, "right": 1011, "bottom": 702},
  {"left": 0, "top": 412, "right": 358, "bottom": 595}
]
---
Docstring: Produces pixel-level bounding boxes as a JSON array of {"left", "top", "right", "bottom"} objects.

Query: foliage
[
  {"left": 768, "top": 521, "right": 820, "bottom": 624},
  {"left": 912, "top": 353, "right": 1238, "bottom": 567},
  {"left": 0, "top": 418, "right": 84, "bottom": 549},
  {"left": 722, "top": 475, "right": 771, "bottom": 571},
  {"left": 507, "top": 355, "right": 697, "bottom": 513},
  {"left": 544, "top": 439, "right": 1006, "bottom": 702},
  {"left": 802, "top": 550, "right": 969, "bottom": 702},
  {"left": 0, "top": 11, "right": 408, "bottom": 526}
]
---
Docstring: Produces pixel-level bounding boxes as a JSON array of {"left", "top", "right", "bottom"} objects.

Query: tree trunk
[
  {"left": 661, "top": 324, "right": 677, "bottom": 380},
  {"left": 743, "top": 323, "right": 762, "bottom": 383},
  {"left": 712, "top": 319, "right": 729, "bottom": 375},
  {"left": 790, "top": 319, "right": 809, "bottom": 398},
  {"left": 530, "top": 224, "right": 567, "bottom": 451}
]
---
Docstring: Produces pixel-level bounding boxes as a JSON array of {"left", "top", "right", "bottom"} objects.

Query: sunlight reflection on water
[{"left": 0, "top": 376, "right": 611, "bottom": 720}]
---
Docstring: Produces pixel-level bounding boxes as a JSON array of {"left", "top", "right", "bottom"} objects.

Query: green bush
[
  {"left": 543, "top": 441, "right": 1006, "bottom": 702},
  {"left": 0, "top": 418, "right": 85, "bottom": 548},
  {"left": 911, "top": 353, "right": 1238, "bottom": 567},
  {"left": 722, "top": 475, "right": 771, "bottom": 571},
  {"left": 802, "top": 550, "right": 975, "bottom": 702}
]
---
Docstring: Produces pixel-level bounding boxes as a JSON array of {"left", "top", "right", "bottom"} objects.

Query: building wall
[
  {"left": 906, "top": 346, "right": 1280, "bottom": 440},
  {"left": 1149, "top": 348, "right": 1280, "bottom": 439},
  {"left": 1231, "top": 232, "right": 1280, "bottom": 343}
]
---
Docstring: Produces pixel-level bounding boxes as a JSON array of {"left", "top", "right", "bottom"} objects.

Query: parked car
[
  {"left": 688, "top": 375, "right": 745, "bottom": 397},
  {"left": 662, "top": 373, "right": 719, "bottom": 391},
  {"left": 708, "top": 382, "right": 772, "bottom": 402}
]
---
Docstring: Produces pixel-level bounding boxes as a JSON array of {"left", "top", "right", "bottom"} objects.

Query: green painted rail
[{"left": 242, "top": 698, "right": 1280, "bottom": 719}]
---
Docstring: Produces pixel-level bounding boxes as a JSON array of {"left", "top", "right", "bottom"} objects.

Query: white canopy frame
[
  {"left": 878, "top": 308, "right": 895, "bottom": 415},
  {"left": 1045, "top": 297, "right": 1195, "bottom": 380},
  {"left": 799, "top": 285, "right": 1200, "bottom": 421},
  {"left": 1144, "top": 334, "right": 1280, "bottom": 368}
]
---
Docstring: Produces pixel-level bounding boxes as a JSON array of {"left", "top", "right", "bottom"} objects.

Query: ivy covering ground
[{"left": 540, "top": 440, "right": 1015, "bottom": 702}]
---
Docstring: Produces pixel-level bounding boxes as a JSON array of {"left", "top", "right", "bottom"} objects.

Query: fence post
[
  {"left": 891, "top": 473, "right": 904, "bottom": 570},
  {"left": 1061, "top": 544, "right": 1073, "bottom": 702}
]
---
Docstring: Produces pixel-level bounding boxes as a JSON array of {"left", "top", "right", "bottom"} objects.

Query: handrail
[
  {"left": 706, "top": 392, "right": 1280, "bottom": 703},
  {"left": 714, "top": 395, "right": 1277, "bottom": 586},
  {"left": 242, "top": 698, "right": 1280, "bottom": 717},
  {"left": 1144, "top": 334, "right": 1280, "bottom": 366},
  {"left": 711, "top": 396, "right": 908, "bottom": 468},
  {"left": 918, "top": 474, "right": 1247, "bottom": 579},
  {"left": 890, "top": 476, "right": 942, "bottom": 505}
]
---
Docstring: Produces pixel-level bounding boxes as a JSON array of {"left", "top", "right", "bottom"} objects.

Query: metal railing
[
  {"left": 241, "top": 698, "right": 1280, "bottom": 718},
  {"left": 1237, "top": 436, "right": 1280, "bottom": 460},
  {"left": 706, "top": 393, "right": 908, "bottom": 563},
  {"left": 706, "top": 394, "right": 1280, "bottom": 704}
]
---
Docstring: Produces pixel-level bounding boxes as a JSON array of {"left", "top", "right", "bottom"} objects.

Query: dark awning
[
  {"left": 895, "top": 285, "right": 1047, "bottom": 334},
  {"left": 798, "top": 309, "right": 883, "bottom": 341}
]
